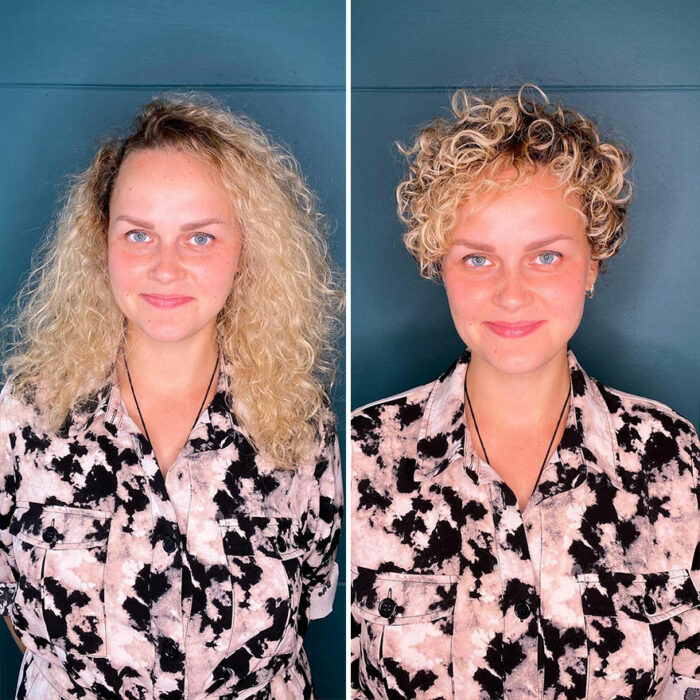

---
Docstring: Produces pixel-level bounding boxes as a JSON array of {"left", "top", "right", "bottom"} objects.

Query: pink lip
[
  {"left": 484, "top": 320, "right": 545, "bottom": 338},
  {"left": 140, "top": 294, "right": 194, "bottom": 308}
]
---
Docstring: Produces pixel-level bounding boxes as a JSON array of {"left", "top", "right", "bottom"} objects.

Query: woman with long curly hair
[
  {"left": 0, "top": 93, "right": 343, "bottom": 699},
  {"left": 351, "top": 85, "right": 699, "bottom": 698}
]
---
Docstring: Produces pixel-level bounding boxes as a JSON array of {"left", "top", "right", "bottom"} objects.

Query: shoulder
[
  {"left": 0, "top": 379, "right": 47, "bottom": 463},
  {"left": 591, "top": 376, "right": 699, "bottom": 466},
  {"left": 1, "top": 378, "right": 20, "bottom": 411},
  {"left": 0, "top": 379, "right": 40, "bottom": 431},
  {"left": 351, "top": 379, "right": 434, "bottom": 449},
  {"left": 291, "top": 400, "right": 340, "bottom": 481}
]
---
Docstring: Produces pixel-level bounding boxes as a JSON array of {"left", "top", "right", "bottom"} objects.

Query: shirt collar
[
  {"left": 92, "top": 350, "right": 245, "bottom": 452},
  {"left": 416, "top": 347, "right": 621, "bottom": 495}
]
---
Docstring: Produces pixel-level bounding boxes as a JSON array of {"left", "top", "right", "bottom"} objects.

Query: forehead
[
  {"left": 451, "top": 167, "right": 586, "bottom": 241},
  {"left": 109, "top": 147, "right": 230, "bottom": 212}
]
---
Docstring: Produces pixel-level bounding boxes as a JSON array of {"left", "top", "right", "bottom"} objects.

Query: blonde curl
[
  {"left": 397, "top": 83, "right": 634, "bottom": 278},
  {"left": 2, "top": 92, "right": 343, "bottom": 470}
]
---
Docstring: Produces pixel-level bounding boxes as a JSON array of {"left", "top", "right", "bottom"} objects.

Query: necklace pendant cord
[
  {"left": 124, "top": 351, "right": 221, "bottom": 458},
  {"left": 465, "top": 363, "right": 571, "bottom": 500}
]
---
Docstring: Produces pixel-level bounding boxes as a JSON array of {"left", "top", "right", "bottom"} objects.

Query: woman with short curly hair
[
  {"left": 1, "top": 93, "right": 343, "bottom": 699},
  {"left": 351, "top": 85, "right": 699, "bottom": 698}
]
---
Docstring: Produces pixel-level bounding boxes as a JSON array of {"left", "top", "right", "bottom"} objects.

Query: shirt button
[
  {"left": 378, "top": 598, "right": 397, "bottom": 618},
  {"left": 514, "top": 600, "right": 531, "bottom": 620},
  {"left": 163, "top": 535, "right": 177, "bottom": 554},
  {"left": 643, "top": 595, "right": 657, "bottom": 615},
  {"left": 42, "top": 526, "right": 58, "bottom": 544}
]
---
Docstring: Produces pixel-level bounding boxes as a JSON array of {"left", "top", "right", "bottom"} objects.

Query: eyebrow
[
  {"left": 113, "top": 215, "right": 226, "bottom": 231},
  {"left": 452, "top": 235, "right": 574, "bottom": 252}
]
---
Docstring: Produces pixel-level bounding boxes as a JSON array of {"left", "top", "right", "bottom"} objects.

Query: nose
[
  {"left": 149, "top": 243, "right": 185, "bottom": 283},
  {"left": 494, "top": 266, "right": 534, "bottom": 310}
]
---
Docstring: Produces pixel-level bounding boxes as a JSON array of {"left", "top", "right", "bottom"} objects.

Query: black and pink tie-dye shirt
[
  {"left": 351, "top": 349, "right": 699, "bottom": 699},
  {"left": 0, "top": 356, "right": 343, "bottom": 700}
]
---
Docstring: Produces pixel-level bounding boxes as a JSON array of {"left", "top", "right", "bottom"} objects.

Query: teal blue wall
[
  {"left": 352, "top": 0, "right": 699, "bottom": 431},
  {"left": 0, "top": 3, "right": 345, "bottom": 699}
]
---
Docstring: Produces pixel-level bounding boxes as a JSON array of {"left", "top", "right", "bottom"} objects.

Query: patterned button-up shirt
[
  {"left": 0, "top": 356, "right": 342, "bottom": 700},
  {"left": 351, "top": 349, "right": 700, "bottom": 699}
]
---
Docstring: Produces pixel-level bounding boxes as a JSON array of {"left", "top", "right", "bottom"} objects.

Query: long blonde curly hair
[
  {"left": 397, "top": 83, "right": 634, "bottom": 278},
  {"left": 2, "top": 92, "right": 342, "bottom": 470}
]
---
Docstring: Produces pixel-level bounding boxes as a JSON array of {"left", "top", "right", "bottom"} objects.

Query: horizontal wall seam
[
  {"left": 0, "top": 82, "right": 344, "bottom": 92},
  {"left": 352, "top": 84, "right": 700, "bottom": 93}
]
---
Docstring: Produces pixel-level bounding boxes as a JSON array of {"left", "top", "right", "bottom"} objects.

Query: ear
[{"left": 586, "top": 257, "right": 599, "bottom": 292}]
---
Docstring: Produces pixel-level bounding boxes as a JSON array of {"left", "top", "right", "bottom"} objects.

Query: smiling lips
[
  {"left": 140, "top": 293, "right": 194, "bottom": 308},
  {"left": 484, "top": 320, "right": 545, "bottom": 338}
]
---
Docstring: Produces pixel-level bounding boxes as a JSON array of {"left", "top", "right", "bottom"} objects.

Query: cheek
[
  {"left": 443, "top": 272, "right": 490, "bottom": 321},
  {"left": 107, "top": 248, "right": 138, "bottom": 299},
  {"left": 543, "top": 270, "right": 586, "bottom": 314},
  {"left": 197, "top": 255, "right": 239, "bottom": 298}
]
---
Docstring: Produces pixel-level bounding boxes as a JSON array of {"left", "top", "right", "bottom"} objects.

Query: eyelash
[
  {"left": 126, "top": 231, "right": 214, "bottom": 246},
  {"left": 534, "top": 251, "right": 562, "bottom": 266},
  {"left": 126, "top": 230, "right": 150, "bottom": 244},
  {"left": 190, "top": 233, "right": 214, "bottom": 246},
  {"left": 463, "top": 254, "right": 491, "bottom": 268},
  {"left": 461, "top": 251, "right": 563, "bottom": 267}
]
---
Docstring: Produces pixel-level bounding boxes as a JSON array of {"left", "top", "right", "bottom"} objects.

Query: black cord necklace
[
  {"left": 124, "top": 352, "right": 220, "bottom": 457},
  {"left": 465, "top": 363, "right": 571, "bottom": 499}
]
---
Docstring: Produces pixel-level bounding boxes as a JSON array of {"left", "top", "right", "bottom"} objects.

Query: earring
[{"left": 585, "top": 284, "right": 595, "bottom": 299}]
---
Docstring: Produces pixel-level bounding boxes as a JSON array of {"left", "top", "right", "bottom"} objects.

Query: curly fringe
[
  {"left": 2, "top": 92, "right": 343, "bottom": 470},
  {"left": 397, "top": 83, "right": 634, "bottom": 278}
]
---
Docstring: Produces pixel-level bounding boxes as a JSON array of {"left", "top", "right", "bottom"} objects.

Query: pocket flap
[
  {"left": 577, "top": 569, "right": 700, "bottom": 623},
  {"left": 351, "top": 566, "right": 457, "bottom": 626},
  {"left": 217, "top": 514, "right": 303, "bottom": 559},
  {"left": 10, "top": 502, "right": 112, "bottom": 550}
]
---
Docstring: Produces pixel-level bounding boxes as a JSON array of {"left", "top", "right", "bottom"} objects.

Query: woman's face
[
  {"left": 107, "top": 147, "right": 242, "bottom": 346},
  {"left": 441, "top": 167, "right": 598, "bottom": 376}
]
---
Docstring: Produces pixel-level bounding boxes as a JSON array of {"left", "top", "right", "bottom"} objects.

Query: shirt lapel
[{"left": 416, "top": 347, "right": 619, "bottom": 500}]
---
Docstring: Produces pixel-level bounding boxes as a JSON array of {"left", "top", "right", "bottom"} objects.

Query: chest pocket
[
  {"left": 9, "top": 501, "right": 112, "bottom": 660},
  {"left": 217, "top": 513, "right": 304, "bottom": 670},
  {"left": 351, "top": 567, "right": 458, "bottom": 700},
  {"left": 578, "top": 569, "right": 700, "bottom": 698}
]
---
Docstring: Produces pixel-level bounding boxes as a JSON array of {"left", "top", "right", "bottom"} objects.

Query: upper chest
[
  {"left": 352, "top": 451, "right": 699, "bottom": 579},
  {"left": 117, "top": 378, "right": 222, "bottom": 476},
  {"left": 9, "top": 417, "right": 306, "bottom": 528}
]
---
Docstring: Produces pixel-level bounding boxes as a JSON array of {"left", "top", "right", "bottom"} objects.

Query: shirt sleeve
[
  {"left": 0, "top": 382, "right": 18, "bottom": 616},
  {"left": 301, "top": 412, "right": 343, "bottom": 621},
  {"left": 350, "top": 568, "right": 363, "bottom": 697},
  {"left": 665, "top": 423, "right": 700, "bottom": 694},
  {"left": 350, "top": 423, "right": 370, "bottom": 697}
]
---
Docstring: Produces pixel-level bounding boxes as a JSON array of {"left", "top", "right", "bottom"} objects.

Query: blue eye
[
  {"left": 191, "top": 233, "right": 213, "bottom": 246},
  {"left": 464, "top": 254, "right": 490, "bottom": 268},
  {"left": 127, "top": 231, "right": 150, "bottom": 243},
  {"left": 536, "top": 251, "right": 561, "bottom": 265}
]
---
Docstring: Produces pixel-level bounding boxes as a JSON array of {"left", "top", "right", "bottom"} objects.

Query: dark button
[
  {"left": 378, "top": 597, "right": 397, "bottom": 618},
  {"left": 163, "top": 535, "right": 177, "bottom": 554},
  {"left": 514, "top": 600, "right": 531, "bottom": 620},
  {"left": 42, "top": 526, "right": 58, "bottom": 544},
  {"left": 276, "top": 536, "right": 287, "bottom": 553},
  {"left": 162, "top": 639, "right": 179, "bottom": 660},
  {"left": 643, "top": 595, "right": 657, "bottom": 615}
]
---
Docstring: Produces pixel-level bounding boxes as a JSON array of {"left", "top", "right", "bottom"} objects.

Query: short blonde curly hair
[
  {"left": 397, "top": 84, "right": 633, "bottom": 278},
  {"left": 3, "top": 92, "right": 342, "bottom": 470}
]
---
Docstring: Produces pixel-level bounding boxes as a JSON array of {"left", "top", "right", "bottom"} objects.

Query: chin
[
  {"left": 468, "top": 339, "right": 568, "bottom": 376},
  {"left": 484, "top": 352, "right": 547, "bottom": 375},
  {"left": 129, "top": 322, "right": 201, "bottom": 345}
]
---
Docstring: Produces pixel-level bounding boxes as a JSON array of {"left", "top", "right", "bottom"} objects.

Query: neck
[
  {"left": 119, "top": 326, "right": 220, "bottom": 397},
  {"left": 466, "top": 349, "right": 570, "bottom": 430}
]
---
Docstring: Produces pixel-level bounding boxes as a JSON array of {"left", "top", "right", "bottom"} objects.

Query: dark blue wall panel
[
  {"left": 353, "top": 0, "right": 699, "bottom": 88},
  {"left": 0, "top": 4, "right": 345, "bottom": 699},
  {"left": 351, "top": 2, "right": 699, "bottom": 432},
  {"left": 1, "top": 2, "right": 343, "bottom": 87}
]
